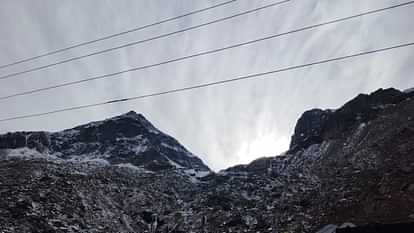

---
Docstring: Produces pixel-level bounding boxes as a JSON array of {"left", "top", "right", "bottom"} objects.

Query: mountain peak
[
  {"left": 289, "top": 88, "right": 410, "bottom": 152},
  {"left": 0, "top": 111, "right": 210, "bottom": 172},
  {"left": 67, "top": 111, "right": 159, "bottom": 141},
  {"left": 125, "top": 110, "right": 139, "bottom": 115},
  {"left": 112, "top": 110, "right": 144, "bottom": 121}
]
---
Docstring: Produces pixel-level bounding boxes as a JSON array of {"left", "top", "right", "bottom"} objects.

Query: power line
[
  {"left": 1, "top": 0, "right": 413, "bottom": 101},
  {"left": 1, "top": 41, "right": 413, "bottom": 123},
  {"left": 0, "top": 0, "right": 290, "bottom": 80},
  {"left": 0, "top": 0, "right": 237, "bottom": 70}
]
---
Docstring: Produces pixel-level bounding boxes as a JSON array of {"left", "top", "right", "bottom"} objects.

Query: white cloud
[{"left": 0, "top": 0, "right": 413, "bottom": 171}]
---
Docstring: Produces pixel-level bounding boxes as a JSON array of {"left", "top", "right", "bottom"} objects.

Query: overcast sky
[{"left": 0, "top": 0, "right": 413, "bottom": 171}]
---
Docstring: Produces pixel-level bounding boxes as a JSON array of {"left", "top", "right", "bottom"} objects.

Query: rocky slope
[{"left": 0, "top": 88, "right": 413, "bottom": 233}]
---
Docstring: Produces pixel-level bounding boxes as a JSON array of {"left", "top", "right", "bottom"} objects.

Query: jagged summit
[
  {"left": 289, "top": 108, "right": 329, "bottom": 153},
  {"left": 63, "top": 111, "right": 160, "bottom": 142},
  {"left": 0, "top": 111, "right": 210, "bottom": 173},
  {"left": 108, "top": 110, "right": 155, "bottom": 129},
  {"left": 289, "top": 88, "right": 412, "bottom": 152}
]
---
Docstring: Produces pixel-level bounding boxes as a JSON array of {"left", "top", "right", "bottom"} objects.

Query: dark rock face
[
  {"left": 289, "top": 88, "right": 407, "bottom": 152},
  {"left": 290, "top": 108, "right": 331, "bottom": 152},
  {"left": 1, "top": 88, "right": 414, "bottom": 233},
  {"left": 0, "top": 131, "right": 50, "bottom": 152}
]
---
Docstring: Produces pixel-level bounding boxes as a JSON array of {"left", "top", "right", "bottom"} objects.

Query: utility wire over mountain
[
  {"left": 0, "top": 0, "right": 290, "bottom": 80},
  {"left": 1, "top": 41, "right": 413, "bottom": 122},
  {"left": 0, "top": 0, "right": 237, "bottom": 70},
  {"left": 1, "top": 0, "right": 412, "bottom": 101}
]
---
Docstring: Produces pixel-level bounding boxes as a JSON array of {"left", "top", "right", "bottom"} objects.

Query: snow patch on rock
[
  {"left": 403, "top": 87, "right": 414, "bottom": 94},
  {"left": 0, "top": 147, "right": 57, "bottom": 160},
  {"left": 115, "top": 163, "right": 154, "bottom": 173},
  {"left": 161, "top": 142, "right": 195, "bottom": 158}
]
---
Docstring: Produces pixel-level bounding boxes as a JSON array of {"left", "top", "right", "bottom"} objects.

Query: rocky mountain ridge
[
  {"left": 0, "top": 110, "right": 209, "bottom": 175},
  {"left": 0, "top": 87, "right": 413, "bottom": 233}
]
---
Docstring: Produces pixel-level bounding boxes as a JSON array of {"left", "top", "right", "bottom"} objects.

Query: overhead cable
[
  {"left": 0, "top": 0, "right": 237, "bottom": 70},
  {"left": 1, "top": 41, "right": 412, "bottom": 122},
  {"left": 0, "top": 0, "right": 290, "bottom": 80},
  {"left": 1, "top": 0, "right": 412, "bottom": 100}
]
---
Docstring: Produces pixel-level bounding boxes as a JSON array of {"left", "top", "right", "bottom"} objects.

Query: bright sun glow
[{"left": 237, "top": 134, "right": 290, "bottom": 165}]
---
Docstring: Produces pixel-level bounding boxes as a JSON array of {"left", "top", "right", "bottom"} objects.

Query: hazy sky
[{"left": 0, "top": 0, "right": 413, "bottom": 171}]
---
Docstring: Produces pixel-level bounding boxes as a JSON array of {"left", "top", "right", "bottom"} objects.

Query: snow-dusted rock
[
  {"left": 1, "top": 88, "right": 414, "bottom": 232},
  {"left": 0, "top": 111, "right": 210, "bottom": 173}
]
